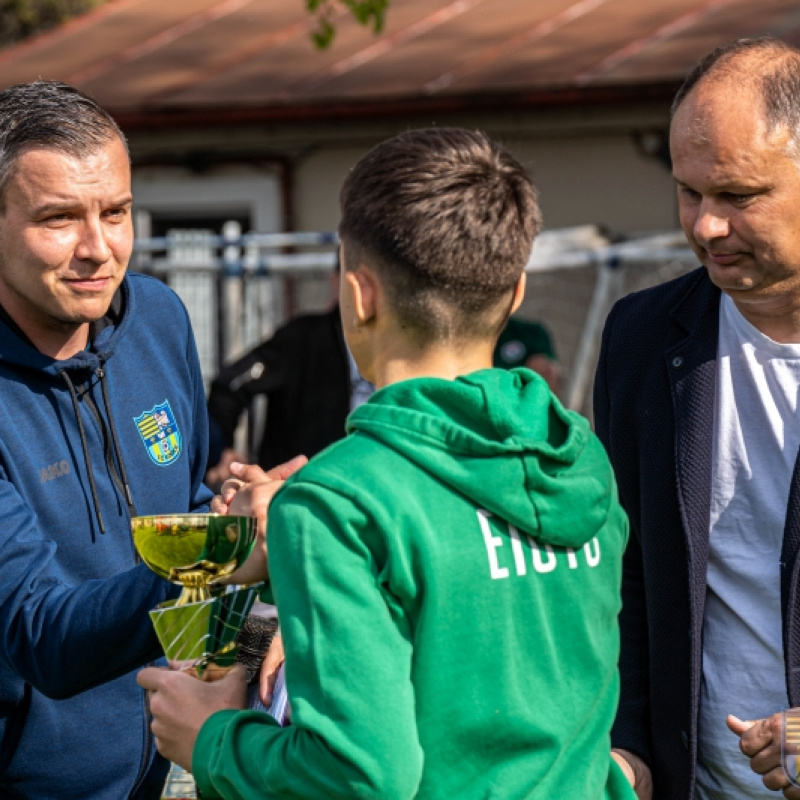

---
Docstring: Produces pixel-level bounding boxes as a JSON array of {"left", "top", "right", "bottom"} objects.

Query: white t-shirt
[{"left": 695, "top": 294, "right": 800, "bottom": 798}]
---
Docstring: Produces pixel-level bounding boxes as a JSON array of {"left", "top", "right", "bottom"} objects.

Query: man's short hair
[
  {"left": 0, "top": 80, "right": 128, "bottom": 210},
  {"left": 672, "top": 37, "right": 800, "bottom": 151},
  {"left": 339, "top": 127, "right": 541, "bottom": 341}
]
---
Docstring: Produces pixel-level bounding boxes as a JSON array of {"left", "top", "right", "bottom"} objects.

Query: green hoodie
[{"left": 193, "top": 368, "right": 634, "bottom": 800}]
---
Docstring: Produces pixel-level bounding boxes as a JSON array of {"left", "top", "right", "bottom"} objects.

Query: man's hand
[
  {"left": 211, "top": 456, "right": 308, "bottom": 514},
  {"left": 728, "top": 713, "right": 800, "bottom": 798},
  {"left": 212, "top": 456, "right": 308, "bottom": 585},
  {"left": 611, "top": 748, "right": 653, "bottom": 800},
  {"left": 137, "top": 664, "right": 248, "bottom": 770}
]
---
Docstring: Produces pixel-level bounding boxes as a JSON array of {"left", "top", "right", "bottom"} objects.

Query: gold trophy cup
[
  {"left": 132, "top": 513, "right": 259, "bottom": 799},
  {"left": 131, "top": 513, "right": 259, "bottom": 677}
]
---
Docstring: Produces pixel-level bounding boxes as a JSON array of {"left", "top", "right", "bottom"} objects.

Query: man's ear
[
  {"left": 509, "top": 272, "right": 527, "bottom": 315},
  {"left": 344, "top": 268, "right": 379, "bottom": 326}
]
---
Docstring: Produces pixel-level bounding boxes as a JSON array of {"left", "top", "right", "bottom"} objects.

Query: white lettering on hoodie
[{"left": 477, "top": 509, "right": 601, "bottom": 580}]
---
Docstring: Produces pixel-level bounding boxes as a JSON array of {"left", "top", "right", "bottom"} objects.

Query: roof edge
[{"left": 112, "top": 81, "right": 680, "bottom": 131}]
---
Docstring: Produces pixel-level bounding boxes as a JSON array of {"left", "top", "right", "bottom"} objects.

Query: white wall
[{"left": 132, "top": 164, "right": 281, "bottom": 233}]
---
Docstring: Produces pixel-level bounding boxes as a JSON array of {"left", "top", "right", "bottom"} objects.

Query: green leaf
[
  {"left": 311, "top": 15, "right": 335, "bottom": 49},
  {"left": 307, "top": 0, "right": 390, "bottom": 49}
]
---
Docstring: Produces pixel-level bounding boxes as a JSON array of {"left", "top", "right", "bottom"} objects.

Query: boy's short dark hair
[
  {"left": 0, "top": 80, "right": 128, "bottom": 211},
  {"left": 339, "top": 127, "right": 541, "bottom": 341}
]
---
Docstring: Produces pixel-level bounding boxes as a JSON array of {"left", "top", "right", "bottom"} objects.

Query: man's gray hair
[
  {"left": 0, "top": 80, "right": 128, "bottom": 209},
  {"left": 672, "top": 38, "right": 800, "bottom": 152}
]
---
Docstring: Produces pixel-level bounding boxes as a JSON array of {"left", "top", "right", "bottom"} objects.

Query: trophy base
[
  {"left": 150, "top": 586, "right": 257, "bottom": 677},
  {"left": 161, "top": 762, "right": 197, "bottom": 800}
]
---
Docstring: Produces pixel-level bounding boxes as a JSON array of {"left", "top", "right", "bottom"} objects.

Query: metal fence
[
  {"left": 132, "top": 226, "right": 340, "bottom": 388},
  {"left": 132, "top": 225, "right": 698, "bottom": 421}
]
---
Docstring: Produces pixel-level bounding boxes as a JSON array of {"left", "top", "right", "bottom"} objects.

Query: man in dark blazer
[{"left": 596, "top": 38, "right": 800, "bottom": 800}]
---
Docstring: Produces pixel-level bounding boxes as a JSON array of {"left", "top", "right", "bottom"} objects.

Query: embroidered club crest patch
[{"left": 134, "top": 400, "right": 182, "bottom": 466}]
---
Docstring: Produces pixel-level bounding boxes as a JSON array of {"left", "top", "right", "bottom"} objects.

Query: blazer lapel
[
  {"left": 666, "top": 273, "right": 719, "bottom": 643},
  {"left": 783, "top": 450, "right": 800, "bottom": 703}
]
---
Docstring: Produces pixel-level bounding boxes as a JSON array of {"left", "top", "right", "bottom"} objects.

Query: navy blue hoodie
[{"left": 0, "top": 273, "right": 212, "bottom": 799}]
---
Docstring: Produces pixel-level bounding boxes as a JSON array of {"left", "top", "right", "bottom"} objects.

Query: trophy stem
[
  {"left": 171, "top": 569, "right": 212, "bottom": 605},
  {"left": 170, "top": 562, "right": 238, "bottom": 605}
]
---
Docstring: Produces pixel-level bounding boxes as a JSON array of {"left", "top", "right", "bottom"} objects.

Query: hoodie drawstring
[
  {"left": 59, "top": 362, "right": 138, "bottom": 537},
  {"left": 97, "top": 361, "right": 137, "bottom": 516},
  {"left": 60, "top": 368, "right": 106, "bottom": 535}
]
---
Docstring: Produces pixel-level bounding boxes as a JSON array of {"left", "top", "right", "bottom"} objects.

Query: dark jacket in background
[
  {"left": 594, "top": 267, "right": 800, "bottom": 800},
  {"left": 208, "top": 307, "right": 351, "bottom": 470}
]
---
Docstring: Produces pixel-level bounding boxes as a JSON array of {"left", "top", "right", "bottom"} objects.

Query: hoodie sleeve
[
  {"left": 0, "top": 476, "right": 177, "bottom": 699},
  {"left": 193, "top": 480, "right": 423, "bottom": 800}
]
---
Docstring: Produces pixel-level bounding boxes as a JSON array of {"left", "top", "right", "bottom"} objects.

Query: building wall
[
  {"left": 132, "top": 164, "right": 282, "bottom": 233},
  {"left": 292, "top": 129, "right": 676, "bottom": 236},
  {"left": 125, "top": 103, "right": 682, "bottom": 398},
  {"left": 509, "top": 133, "right": 676, "bottom": 234},
  {"left": 127, "top": 100, "right": 677, "bottom": 237}
]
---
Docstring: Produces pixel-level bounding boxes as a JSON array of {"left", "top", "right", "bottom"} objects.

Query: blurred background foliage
[
  {"left": 0, "top": 0, "right": 105, "bottom": 47},
  {"left": 1, "top": 0, "right": 391, "bottom": 50}
]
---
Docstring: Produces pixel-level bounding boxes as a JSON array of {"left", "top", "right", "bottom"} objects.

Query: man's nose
[
  {"left": 74, "top": 217, "right": 112, "bottom": 263},
  {"left": 693, "top": 201, "right": 730, "bottom": 244}
]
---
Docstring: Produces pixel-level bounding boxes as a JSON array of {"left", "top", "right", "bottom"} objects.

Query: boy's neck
[{"left": 372, "top": 339, "right": 495, "bottom": 388}]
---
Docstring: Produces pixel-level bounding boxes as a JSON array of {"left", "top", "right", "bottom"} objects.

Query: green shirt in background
[{"left": 193, "top": 368, "right": 634, "bottom": 800}]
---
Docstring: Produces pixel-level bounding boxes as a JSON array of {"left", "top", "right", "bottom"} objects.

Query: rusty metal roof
[{"left": 1, "top": 0, "right": 799, "bottom": 128}]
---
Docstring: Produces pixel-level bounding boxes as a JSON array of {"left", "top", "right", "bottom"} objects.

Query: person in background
[
  {"left": 596, "top": 37, "right": 800, "bottom": 800},
  {"left": 493, "top": 315, "right": 562, "bottom": 394},
  {"left": 139, "top": 127, "right": 633, "bottom": 800},
  {"left": 206, "top": 255, "right": 373, "bottom": 487}
]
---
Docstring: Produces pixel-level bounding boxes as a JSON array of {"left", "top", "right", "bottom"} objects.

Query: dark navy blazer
[{"left": 594, "top": 266, "right": 800, "bottom": 800}]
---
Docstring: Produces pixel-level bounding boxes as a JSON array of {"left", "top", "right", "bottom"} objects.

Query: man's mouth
[
  {"left": 65, "top": 276, "right": 112, "bottom": 289},
  {"left": 706, "top": 251, "right": 742, "bottom": 266}
]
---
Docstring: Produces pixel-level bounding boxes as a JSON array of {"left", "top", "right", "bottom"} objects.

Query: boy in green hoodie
[{"left": 139, "top": 128, "right": 634, "bottom": 800}]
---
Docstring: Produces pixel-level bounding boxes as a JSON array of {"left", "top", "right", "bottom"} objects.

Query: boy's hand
[
  {"left": 611, "top": 748, "right": 653, "bottom": 800},
  {"left": 215, "top": 456, "right": 308, "bottom": 585},
  {"left": 137, "top": 664, "right": 248, "bottom": 770},
  {"left": 728, "top": 713, "right": 800, "bottom": 797},
  {"left": 259, "top": 632, "right": 285, "bottom": 706}
]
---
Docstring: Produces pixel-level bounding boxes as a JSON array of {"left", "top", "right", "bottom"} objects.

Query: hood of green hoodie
[{"left": 346, "top": 368, "right": 616, "bottom": 548}]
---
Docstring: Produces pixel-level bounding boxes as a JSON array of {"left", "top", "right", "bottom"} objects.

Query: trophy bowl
[{"left": 131, "top": 513, "right": 257, "bottom": 604}]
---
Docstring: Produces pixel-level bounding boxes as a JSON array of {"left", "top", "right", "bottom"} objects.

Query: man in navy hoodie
[{"left": 0, "top": 80, "right": 213, "bottom": 798}]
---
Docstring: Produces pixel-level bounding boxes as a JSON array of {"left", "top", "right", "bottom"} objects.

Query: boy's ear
[
  {"left": 509, "top": 272, "right": 527, "bottom": 315},
  {"left": 344, "top": 268, "right": 379, "bottom": 326}
]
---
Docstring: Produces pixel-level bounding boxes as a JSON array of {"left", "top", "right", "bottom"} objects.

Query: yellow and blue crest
[{"left": 134, "top": 400, "right": 182, "bottom": 466}]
